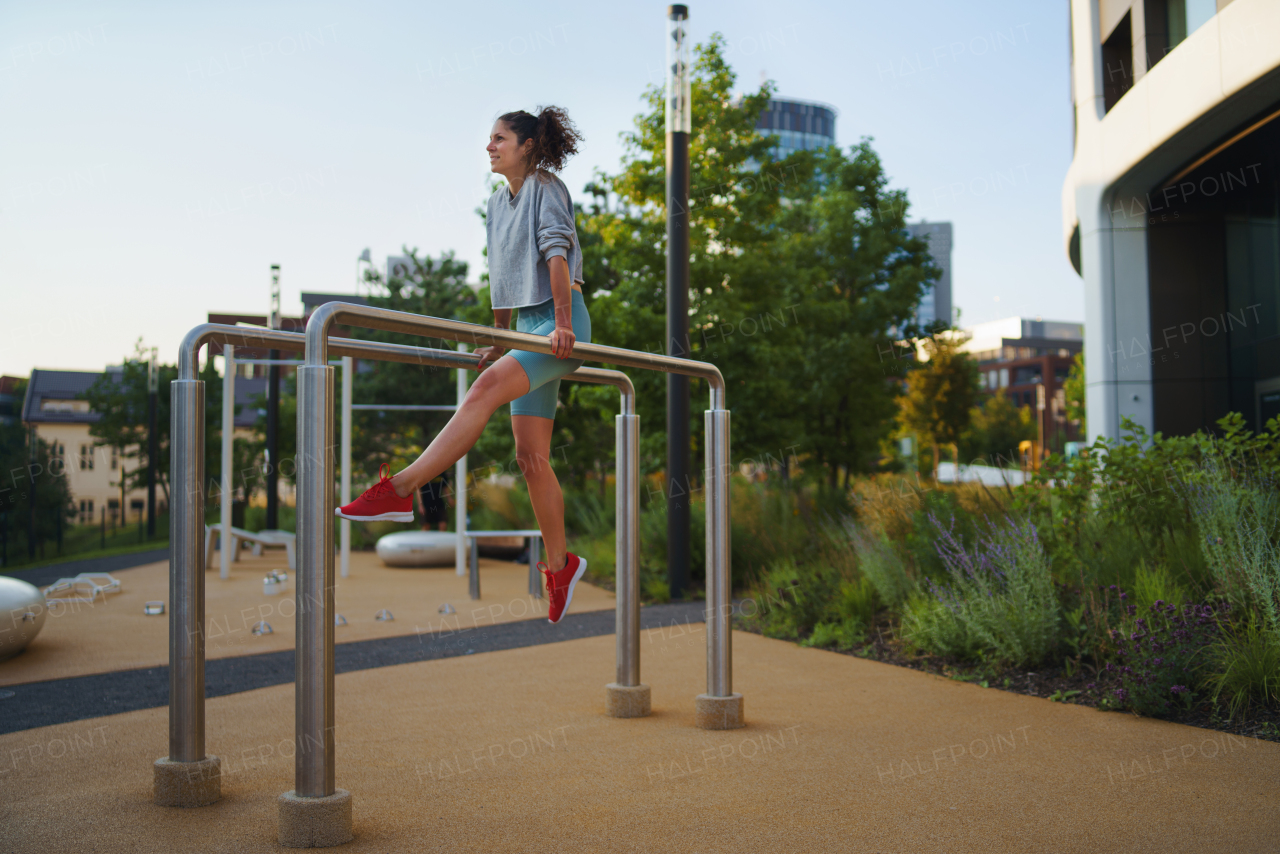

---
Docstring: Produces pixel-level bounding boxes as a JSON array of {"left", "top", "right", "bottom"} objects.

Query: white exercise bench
[{"left": 204, "top": 525, "right": 297, "bottom": 572}]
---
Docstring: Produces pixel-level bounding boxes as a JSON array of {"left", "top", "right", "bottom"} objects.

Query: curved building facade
[
  {"left": 1062, "top": 0, "right": 1280, "bottom": 441},
  {"left": 756, "top": 97, "right": 837, "bottom": 158}
]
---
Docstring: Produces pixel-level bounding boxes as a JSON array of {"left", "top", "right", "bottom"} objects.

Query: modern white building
[{"left": 1063, "top": 0, "right": 1280, "bottom": 441}]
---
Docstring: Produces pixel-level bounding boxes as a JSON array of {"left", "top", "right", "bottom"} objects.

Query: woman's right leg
[{"left": 387, "top": 354, "right": 531, "bottom": 497}]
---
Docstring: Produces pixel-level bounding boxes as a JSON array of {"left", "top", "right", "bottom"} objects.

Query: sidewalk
[{"left": 2, "top": 616, "right": 1275, "bottom": 852}]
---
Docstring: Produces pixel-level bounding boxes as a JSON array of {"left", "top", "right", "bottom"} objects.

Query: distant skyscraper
[
  {"left": 755, "top": 97, "right": 837, "bottom": 158},
  {"left": 908, "top": 221, "right": 953, "bottom": 329}
]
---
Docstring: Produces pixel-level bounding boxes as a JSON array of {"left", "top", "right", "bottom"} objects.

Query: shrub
[
  {"left": 1188, "top": 454, "right": 1280, "bottom": 632},
  {"left": 1203, "top": 618, "right": 1280, "bottom": 719},
  {"left": 902, "top": 516, "right": 1059, "bottom": 667},
  {"left": 1100, "top": 593, "right": 1221, "bottom": 717},
  {"left": 844, "top": 521, "right": 914, "bottom": 607}
]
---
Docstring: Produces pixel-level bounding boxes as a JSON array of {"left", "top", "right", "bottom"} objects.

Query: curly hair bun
[{"left": 498, "top": 105, "right": 583, "bottom": 174}]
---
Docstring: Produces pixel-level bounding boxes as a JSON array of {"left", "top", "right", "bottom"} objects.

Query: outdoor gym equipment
[{"left": 155, "top": 306, "right": 738, "bottom": 849}]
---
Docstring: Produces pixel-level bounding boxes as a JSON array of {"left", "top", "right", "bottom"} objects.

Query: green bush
[
  {"left": 903, "top": 517, "right": 1059, "bottom": 667},
  {"left": 1204, "top": 618, "right": 1280, "bottom": 719},
  {"left": 1190, "top": 454, "right": 1280, "bottom": 632},
  {"left": 844, "top": 521, "right": 914, "bottom": 607}
]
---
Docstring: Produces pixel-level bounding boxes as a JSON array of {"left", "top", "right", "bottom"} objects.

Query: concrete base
[
  {"left": 153, "top": 755, "right": 221, "bottom": 807},
  {"left": 278, "top": 789, "right": 354, "bottom": 848},
  {"left": 695, "top": 693, "right": 745, "bottom": 730},
  {"left": 605, "top": 682, "right": 651, "bottom": 718}
]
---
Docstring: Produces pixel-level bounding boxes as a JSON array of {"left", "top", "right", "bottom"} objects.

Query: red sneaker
[
  {"left": 540, "top": 552, "right": 587, "bottom": 624},
  {"left": 335, "top": 463, "right": 414, "bottom": 522}
]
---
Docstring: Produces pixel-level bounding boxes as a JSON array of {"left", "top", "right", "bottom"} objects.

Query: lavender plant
[{"left": 902, "top": 515, "right": 1059, "bottom": 667}]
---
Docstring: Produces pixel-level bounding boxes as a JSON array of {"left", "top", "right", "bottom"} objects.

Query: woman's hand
[
  {"left": 549, "top": 325, "right": 576, "bottom": 359},
  {"left": 475, "top": 344, "right": 505, "bottom": 370}
]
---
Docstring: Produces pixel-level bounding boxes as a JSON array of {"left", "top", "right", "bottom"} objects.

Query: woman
[{"left": 336, "top": 106, "right": 592, "bottom": 625}]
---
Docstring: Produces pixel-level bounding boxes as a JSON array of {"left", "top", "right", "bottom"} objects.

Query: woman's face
[{"left": 487, "top": 120, "right": 531, "bottom": 177}]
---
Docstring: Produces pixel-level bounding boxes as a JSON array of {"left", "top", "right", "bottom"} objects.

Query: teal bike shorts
[{"left": 509, "top": 289, "right": 592, "bottom": 419}]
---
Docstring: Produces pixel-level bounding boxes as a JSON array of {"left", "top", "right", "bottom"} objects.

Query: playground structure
[{"left": 154, "top": 305, "right": 736, "bottom": 847}]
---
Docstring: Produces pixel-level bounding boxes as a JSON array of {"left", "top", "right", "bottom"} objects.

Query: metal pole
[
  {"left": 221, "top": 346, "right": 235, "bottom": 580},
  {"left": 340, "top": 356, "right": 352, "bottom": 579},
  {"left": 468, "top": 536, "right": 480, "bottom": 600},
  {"left": 616, "top": 407, "right": 641, "bottom": 686},
  {"left": 266, "top": 265, "right": 282, "bottom": 531},
  {"left": 704, "top": 408, "right": 732, "bottom": 696},
  {"left": 666, "top": 3, "right": 691, "bottom": 599},
  {"left": 147, "top": 347, "right": 158, "bottom": 539},
  {"left": 28, "top": 425, "right": 36, "bottom": 559},
  {"left": 455, "top": 343, "right": 469, "bottom": 577},
  {"left": 527, "top": 534, "right": 542, "bottom": 598},
  {"left": 169, "top": 379, "right": 206, "bottom": 761},
  {"left": 295, "top": 364, "right": 336, "bottom": 798}
]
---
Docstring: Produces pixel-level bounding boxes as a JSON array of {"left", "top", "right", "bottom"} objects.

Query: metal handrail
[
  {"left": 177, "top": 323, "right": 636, "bottom": 407},
  {"left": 161, "top": 324, "right": 640, "bottom": 781},
  {"left": 291, "top": 302, "right": 735, "bottom": 804},
  {"left": 303, "top": 302, "right": 723, "bottom": 408}
]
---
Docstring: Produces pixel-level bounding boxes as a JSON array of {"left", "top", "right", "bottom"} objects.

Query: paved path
[
  {"left": 2, "top": 626, "right": 1276, "bottom": 853},
  {"left": 0, "top": 600, "right": 708, "bottom": 735}
]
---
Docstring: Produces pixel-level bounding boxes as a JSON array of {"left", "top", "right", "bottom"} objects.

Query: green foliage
[
  {"left": 1190, "top": 451, "right": 1280, "bottom": 632},
  {"left": 0, "top": 383, "right": 76, "bottom": 563},
  {"left": 903, "top": 518, "right": 1059, "bottom": 667},
  {"left": 1063, "top": 351, "right": 1086, "bottom": 432},
  {"left": 960, "top": 391, "right": 1037, "bottom": 467},
  {"left": 898, "top": 334, "right": 981, "bottom": 478},
  {"left": 577, "top": 33, "right": 933, "bottom": 486},
  {"left": 844, "top": 521, "right": 914, "bottom": 607},
  {"left": 1204, "top": 618, "right": 1280, "bottom": 719},
  {"left": 79, "top": 338, "right": 229, "bottom": 505}
]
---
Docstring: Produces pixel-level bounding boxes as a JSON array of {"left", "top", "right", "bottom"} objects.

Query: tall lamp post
[
  {"left": 665, "top": 3, "right": 692, "bottom": 599},
  {"left": 266, "top": 264, "right": 281, "bottom": 531},
  {"left": 147, "top": 347, "right": 158, "bottom": 538}
]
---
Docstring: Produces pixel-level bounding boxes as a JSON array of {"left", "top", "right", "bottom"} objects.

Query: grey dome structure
[{"left": 0, "top": 576, "right": 48, "bottom": 661}]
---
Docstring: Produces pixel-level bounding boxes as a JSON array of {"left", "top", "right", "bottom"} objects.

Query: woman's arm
[
  {"left": 547, "top": 255, "right": 576, "bottom": 359},
  {"left": 476, "top": 307, "right": 513, "bottom": 370}
]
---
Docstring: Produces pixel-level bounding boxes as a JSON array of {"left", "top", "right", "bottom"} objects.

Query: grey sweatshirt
[{"left": 485, "top": 170, "right": 584, "bottom": 309}]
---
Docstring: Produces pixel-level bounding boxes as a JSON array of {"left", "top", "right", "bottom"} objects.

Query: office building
[
  {"left": 963, "top": 317, "right": 1086, "bottom": 453},
  {"left": 755, "top": 97, "right": 837, "bottom": 158},
  {"left": 908, "top": 221, "right": 954, "bottom": 328},
  {"left": 1063, "top": 0, "right": 1280, "bottom": 440}
]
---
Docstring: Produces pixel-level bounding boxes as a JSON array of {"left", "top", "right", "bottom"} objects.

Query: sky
[{"left": 0, "top": 0, "right": 1081, "bottom": 376}]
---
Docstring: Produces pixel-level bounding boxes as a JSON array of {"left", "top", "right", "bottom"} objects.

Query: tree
[
  {"left": 0, "top": 378, "right": 75, "bottom": 561},
  {"left": 81, "top": 338, "right": 226, "bottom": 506},
  {"left": 577, "top": 34, "right": 935, "bottom": 489},
  {"left": 1063, "top": 350, "right": 1086, "bottom": 435},
  {"left": 960, "top": 390, "right": 1037, "bottom": 467},
  {"left": 899, "top": 334, "right": 981, "bottom": 480}
]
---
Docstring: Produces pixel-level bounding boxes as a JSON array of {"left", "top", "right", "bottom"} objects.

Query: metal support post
[
  {"left": 527, "top": 535, "right": 542, "bottom": 598},
  {"left": 152, "top": 375, "right": 221, "bottom": 806},
  {"left": 468, "top": 536, "right": 480, "bottom": 600},
  {"left": 606, "top": 396, "right": 648, "bottom": 717},
  {"left": 695, "top": 407, "right": 743, "bottom": 729},
  {"left": 221, "top": 346, "right": 235, "bottom": 580},
  {"left": 340, "top": 356, "right": 352, "bottom": 579},
  {"left": 455, "top": 343, "right": 469, "bottom": 576},
  {"left": 294, "top": 364, "right": 337, "bottom": 798}
]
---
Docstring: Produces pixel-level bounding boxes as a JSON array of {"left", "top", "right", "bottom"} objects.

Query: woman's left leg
[{"left": 512, "top": 413, "right": 568, "bottom": 572}]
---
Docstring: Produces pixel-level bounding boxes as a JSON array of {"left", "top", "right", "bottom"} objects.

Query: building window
[
  {"left": 1101, "top": 12, "right": 1134, "bottom": 113},
  {"left": 111, "top": 446, "right": 118, "bottom": 469},
  {"left": 80, "top": 443, "right": 94, "bottom": 470}
]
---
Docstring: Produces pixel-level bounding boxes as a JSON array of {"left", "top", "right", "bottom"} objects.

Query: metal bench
[{"left": 203, "top": 525, "right": 297, "bottom": 571}]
